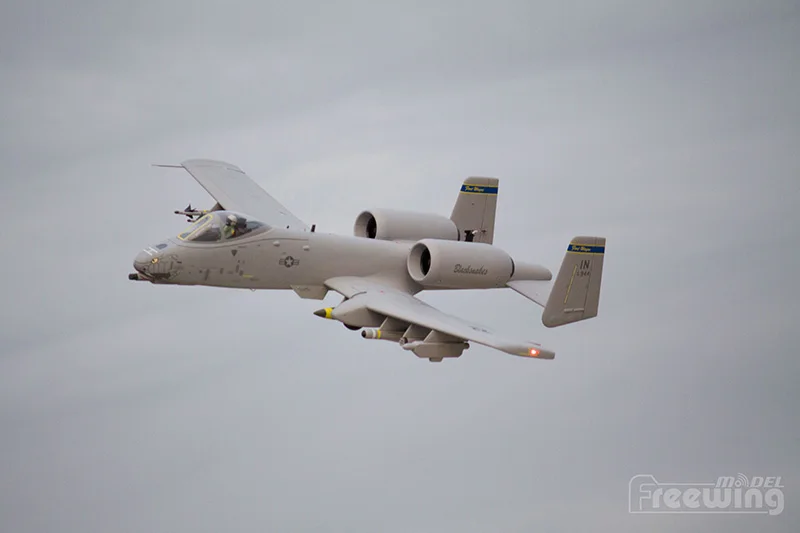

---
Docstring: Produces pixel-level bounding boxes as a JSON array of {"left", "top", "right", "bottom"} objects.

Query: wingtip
[{"left": 521, "top": 345, "right": 555, "bottom": 359}]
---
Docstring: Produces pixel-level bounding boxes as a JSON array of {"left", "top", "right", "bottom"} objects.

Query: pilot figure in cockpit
[{"left": 224, "top": 214, "right": 238, "bottom": 239}]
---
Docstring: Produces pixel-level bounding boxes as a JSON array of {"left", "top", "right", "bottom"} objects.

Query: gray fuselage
[{"left": 133, "top": 227, "right": 417, "bottom": 292}]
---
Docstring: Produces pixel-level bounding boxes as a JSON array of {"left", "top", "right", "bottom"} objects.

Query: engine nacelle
[
  {"left": 354, "top": 209, "right": 459, "bottom": 242},
  {"left": 407, "top": 239, "right": 515, "bottom": 289}
]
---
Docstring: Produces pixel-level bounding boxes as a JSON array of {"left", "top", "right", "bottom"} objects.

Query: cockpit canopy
[{"left": 177, "top": 211, "right": 270, "bottom": 243}]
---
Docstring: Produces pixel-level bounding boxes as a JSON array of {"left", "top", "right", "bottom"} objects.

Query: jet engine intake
[
  {"left": 354, "top": 209, "right": 459, "bottom": 242},
  {"left": 407, "top": 239, "right": 514, "bottom": 289}
]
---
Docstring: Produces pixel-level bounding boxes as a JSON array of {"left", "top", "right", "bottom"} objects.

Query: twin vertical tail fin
[
  {"left": 450, "top": 178, "right": 605, "bottom": 327},
  {"left": 450, "top": 177, "right": 499, "bottom": 244},
  {"left": 542, "top": 237, "right": 606, "bottom": 328}
]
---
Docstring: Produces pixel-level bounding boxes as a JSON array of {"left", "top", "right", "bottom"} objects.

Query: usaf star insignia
[{"left": 279, "top": 255, "right": 299, "bottom": 268}]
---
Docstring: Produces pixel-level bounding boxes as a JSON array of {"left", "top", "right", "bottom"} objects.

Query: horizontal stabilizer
[{"left": 507, "top": 280, "right": 552, "bottom": 308}]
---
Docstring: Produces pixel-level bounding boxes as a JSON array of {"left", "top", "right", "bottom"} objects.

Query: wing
[
  {"left": 323, "top": 277, "right": 555, "bottom": 361},
  {"left": 175, "top": 159, "right": 308, "bottom": 230}
]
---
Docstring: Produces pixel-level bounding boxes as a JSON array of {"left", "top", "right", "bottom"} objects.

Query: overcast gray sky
[{"left": 1, "top": 1, "right": 798, "bottom": 531}]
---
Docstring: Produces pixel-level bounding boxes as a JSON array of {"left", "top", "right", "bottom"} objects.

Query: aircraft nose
[
  {"left": 131, "top": 243, "right": 180, "bottom": 282},
  {"left": 133, "top": 250, "right": 151, "bottom": 272},
  {"left": 132, "top": 245, "right": 166, "bottom": 278},
  {"left": 133, "top": 249, "right": 157, "bottom": 279}
]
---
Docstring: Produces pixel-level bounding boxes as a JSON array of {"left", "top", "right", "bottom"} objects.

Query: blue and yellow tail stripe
[
  {"left": 567, "top": 243, "right": 605, "bottom": 255},
  {"left": 460, "top": 183, "right": 498, "bottom": 195}
]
